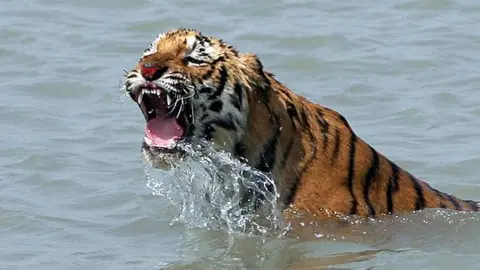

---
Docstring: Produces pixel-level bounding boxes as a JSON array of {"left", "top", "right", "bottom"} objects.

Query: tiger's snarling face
[{"left": 123, "top": 29, "right": 258, "bottom": 169}]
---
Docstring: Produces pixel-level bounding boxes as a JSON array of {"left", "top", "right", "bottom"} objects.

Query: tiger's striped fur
[{"left": 124, "top": 28, "right": 479, "bottom": 218}]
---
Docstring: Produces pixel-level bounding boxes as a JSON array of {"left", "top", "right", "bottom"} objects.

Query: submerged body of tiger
[{"left": 123, "top": 28, "right": 479, "bottom": 218}]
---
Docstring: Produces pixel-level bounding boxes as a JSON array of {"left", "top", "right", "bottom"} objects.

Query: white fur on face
[
  {"left": 186, "top": 35, "right": 196, "bottom": 49},
  {"left": 142, "top": 31, "right": 219, "bottom": 62},
  {"left": 142, "top": 33, "right": 165, "bottom": 58},
  {"left": 185, "top": 36, "right": 219, "bottom": 65}
]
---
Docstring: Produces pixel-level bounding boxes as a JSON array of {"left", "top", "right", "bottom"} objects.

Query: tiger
[{"left": 123, "top": 28, "right": 479, "bottom": 218}]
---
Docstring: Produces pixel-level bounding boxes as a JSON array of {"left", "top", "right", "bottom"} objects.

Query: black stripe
[
  {"left": 255, "top": 110, "right": 281, "bottom": 173},
  {"left": 234, "top": 142, "right": 246, "bottom": 158},
  {"left": 232, "top": 83, "right": 243, "bottom": 110},
  {"left": 387, "top": 160, "right": 400, "bottom": 213},
  {"left": 286, "top": 102, "right": 298, "bottom": 130},
  {"left": 255, "top": 129, "right": 280, "bottom": 173},
  {"left": 256, "top": 62, "right": 271, "bottom": 105},
  {"left": 284, "top": 176, "right": 298, "bottom": 207},
  {"left": 347, "top": 133, "right": 358, "bottom": 215},
  {"left": 185, "top": 56, "right": 204, "bottom": 65},
  {"left": 204, "top": 124, "right": 215, "bottom": 140},
  {"left": 204, "top": 114, "right": 238, "bottom": 133},
  {"left": 199, "top": 114, "right": 209, "bottom": 122},
  {"left": 281, "top": 138, "right": 294, "bottom": 167},
  {"left": 208, "top": 65, "right": 228, "bottom": 100},
  {"left": 209, "top": 100, "right": 223, "bottom": 112},
  {"left": 201, "top": 57, "right": 225, "bottom": 80},
  {"left": 432, "top": 188, "right": 448, "bottom": 208},
  {"left": 280, "top": 87, "right": 293, "bottom": 100},
  {"left": 386, "top": 181, "right": 394, "bottom": 214},
  {"left": 151, "top": 66, "right": 168, "bottom": 81},
  {"left": 433, "top": 189, "right": 447, "bottom": 208},
  {"left": 200, "top": 35, "right": 211, "bottom": 43},
  {"left": 299, "top": 108, "right": 310, "bottom": 127},
  {"left": 317, "top": 110, "right": 329, "bottom": 151},
  {"left": 331, "top": 129, "right": 341, "bottom": 164},
  {"left": 432, "top": 187, "right": 463, "bottom": 211},
  {"left": 217, "top": 116, "right": 237, "bottom": 131},
  {"left": 284, "top": 130, "right": 317, "bottom": 207},
  {"left": 465, "top": 200, "right": 479, "bottom": 211},
  {"left": 337, "top": 114, "right": 351, "bottom": 130},
  {"left": 363, "top": 146, "right": 379, "bottom": 217},
  {"left": 255, "top": 58, "right": 270, "bottom": 84},
  {"left": 198, "top": 87, "right": 214, "bottom": 94},
  {"left": 410, "top": 175, "right": 426, "bottom": 210},
  {"left": 211, "top": 56, "right": 225, "bottom": 66},
  {"left": 260, "top": 88, "right": 270, "bottom": 105},
  {"left": 445, "top": 193, "right": 461, "bottom": 211}
]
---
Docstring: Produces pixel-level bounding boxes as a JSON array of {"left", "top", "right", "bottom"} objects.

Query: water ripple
[{"left": 1, "top": 0, "right": 480, "bottom": 269}]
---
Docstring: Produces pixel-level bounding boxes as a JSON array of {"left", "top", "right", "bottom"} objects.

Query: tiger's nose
[{"left": 140, "top": 62, "right": 167, "bottom": 80}]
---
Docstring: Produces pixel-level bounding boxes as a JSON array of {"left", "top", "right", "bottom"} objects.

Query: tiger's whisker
[
  {"left": 177, "top": 100, "right": 184, "bottom": 119},
  {"left": 190, "top": 101, "right": 195, "bottom": 123}
]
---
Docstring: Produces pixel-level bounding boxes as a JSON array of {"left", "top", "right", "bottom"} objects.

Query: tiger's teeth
[
  {"left": 166, "top": 95, "right": 172, "bottom": 106},
  {"left": 156, "top": 89, "right": 161, "bottom": 96},
  {"left": 137, "top": 90, "right": 144, "bottom": 104}
]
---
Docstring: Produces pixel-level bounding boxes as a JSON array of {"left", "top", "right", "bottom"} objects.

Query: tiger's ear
[{"left": 239, "top": 53, "right": 270, "bottom": 89}]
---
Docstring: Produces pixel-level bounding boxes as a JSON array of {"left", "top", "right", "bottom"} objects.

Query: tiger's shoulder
[{"left": 239, "top": 66, "right": 478, "bottom": 217}]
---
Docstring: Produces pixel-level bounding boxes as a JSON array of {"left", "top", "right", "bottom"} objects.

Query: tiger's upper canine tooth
[
  {"left": 166, "top": 95, "right": 172, "bottom": 106},
  {"left": 156, "top": 89, "right": 161, "bottom": 96}
]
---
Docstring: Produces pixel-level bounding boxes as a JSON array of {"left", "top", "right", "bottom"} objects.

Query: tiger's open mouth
[{"left": 131, "top": 82, "right": 192, "bottom": 151}]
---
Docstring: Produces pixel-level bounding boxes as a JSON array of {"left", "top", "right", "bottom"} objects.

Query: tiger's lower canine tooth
[
  {"left": 137, "top": 90, "right": 144, "bottom": 104},
  {"left": 166, "top": 95, "right": 172, "bottom": 106}
]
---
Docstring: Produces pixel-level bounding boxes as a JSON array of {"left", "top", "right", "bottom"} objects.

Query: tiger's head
[{"left": 123, "top": 29, "right": 271, "bottom": 169}]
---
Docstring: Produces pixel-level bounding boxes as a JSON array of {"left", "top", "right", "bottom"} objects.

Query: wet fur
[{"left": 125, "top": 29, "right": 479, "bottom": 218}]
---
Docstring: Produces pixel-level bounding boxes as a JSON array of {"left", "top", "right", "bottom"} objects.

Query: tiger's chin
[{"left": 141, "top": 142, "right": 185, "bottom": 170}]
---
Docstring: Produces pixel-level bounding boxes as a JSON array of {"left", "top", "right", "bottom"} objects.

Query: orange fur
[
  {"left": 127, "top": 29, "right": 479, "bottom": 218},
  {"left": 244, "top": 72, "right": 479, "bottom": 217}
]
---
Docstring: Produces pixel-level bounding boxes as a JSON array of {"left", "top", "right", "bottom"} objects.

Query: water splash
[
  {"left": 144, "top": 141, "right": 286, "bottom": 236},
  {"left": 143, "top": 141, "right": 480, "bottom": 244}
]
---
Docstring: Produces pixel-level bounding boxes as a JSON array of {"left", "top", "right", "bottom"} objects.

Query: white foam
[{"left": 144, "top": 140, "right": 286, "bottom": 236}]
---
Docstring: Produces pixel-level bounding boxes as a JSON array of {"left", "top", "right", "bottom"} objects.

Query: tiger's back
[
  {"left": 123, "top": 28, "right": 479, "bottom": 218},
  {"left": 237, "top": 70, "right": 479, "bottom": 217}
]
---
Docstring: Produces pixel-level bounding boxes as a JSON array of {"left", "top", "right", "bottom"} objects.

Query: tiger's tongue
[{"left": 145, "top": 116, "right": 183, "bottom": 147}]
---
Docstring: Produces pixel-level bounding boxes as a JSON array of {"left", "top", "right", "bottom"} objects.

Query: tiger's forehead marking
[
  {"left": 140, "top": 29, "right": 231, "bottom": 62},
  {"left": 142, "top": 33, "right": 165, "bottom": 58},
  {"left": 186, "top": 35, "right": 196, "bottom": 49},
  {"left": 142, "top": 30, "right": 201, "bottom": 59}
]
